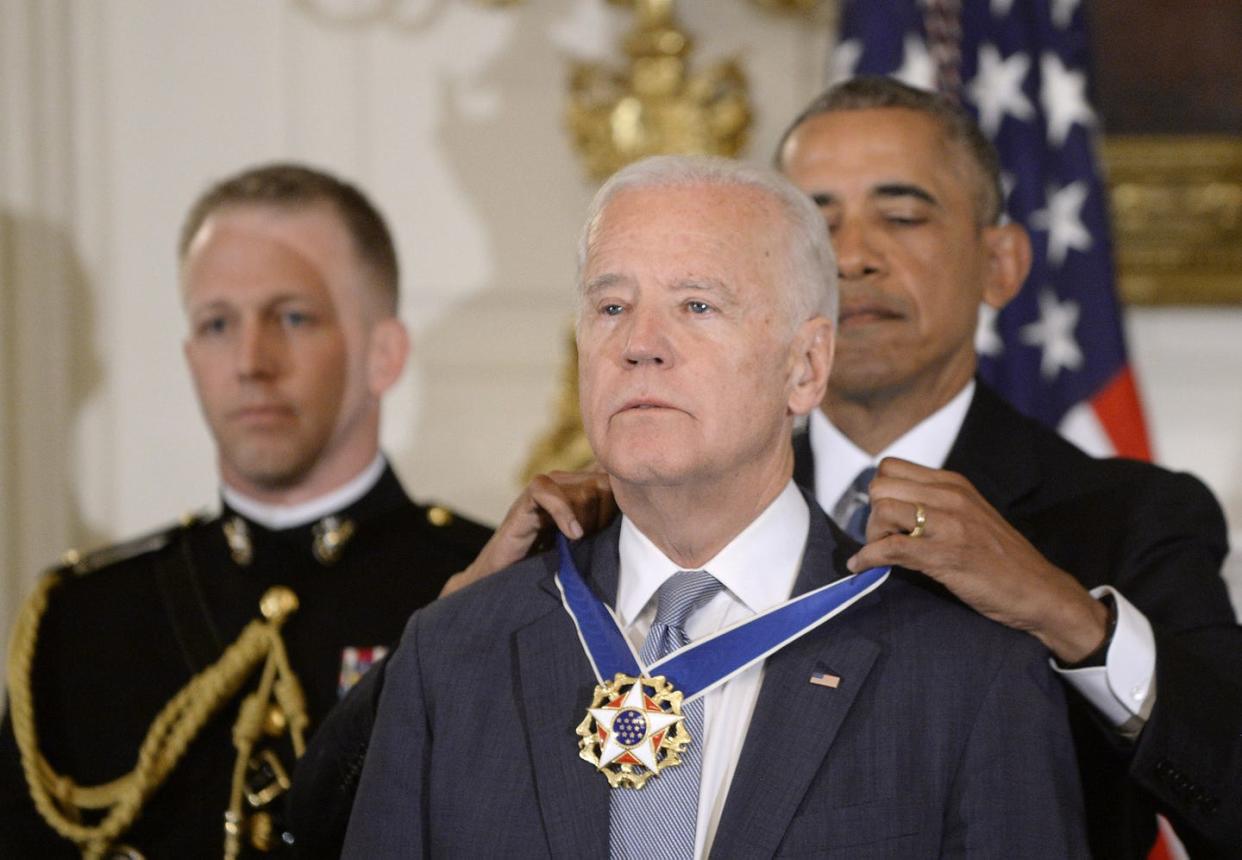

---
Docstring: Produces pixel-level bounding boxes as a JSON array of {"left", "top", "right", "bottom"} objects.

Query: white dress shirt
[
  {"left": 808, "top": 382, "right": 1157, "bottom": 735},
  {"left": 615, "top": 482, "right": 809, "bottom": 859},
  {"left": 221, "top": 453, "right": 387, "bottom": 531}
]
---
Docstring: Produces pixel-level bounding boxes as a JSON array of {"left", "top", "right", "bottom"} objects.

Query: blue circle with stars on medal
[
  {"left": 612, "top": 709, "right": 647, "bottom": 748},
  {"left": 578, "top": 673, "right": 688, "bottom": 788}
]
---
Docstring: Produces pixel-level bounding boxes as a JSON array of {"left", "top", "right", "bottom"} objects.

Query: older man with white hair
[{"left": 341, "top": 155, "right": 1087, "bottom": 858}]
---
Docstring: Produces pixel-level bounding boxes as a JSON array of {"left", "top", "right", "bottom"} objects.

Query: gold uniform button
[
  {"left": 259, "top": 587, "right": 299, "bottom": 622},
  {"left": 427, "top": 506, "right": 454, "bottom": 527},
  {"left": 263, "top": 704, "right": 287, "bottom": 737}
]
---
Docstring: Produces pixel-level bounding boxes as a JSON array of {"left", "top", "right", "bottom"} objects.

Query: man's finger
[
  {"left": 846, "top": 535, "right": 928, "bottom": 574},
  {"left": 865, "top": 497, "right": 931, "bottom": 542},
  {"left": 527, "top": 479, "right": 583, "bottom": 539},
  {"left": 874, "top": 456, "right": 942, "bottom": 482}
]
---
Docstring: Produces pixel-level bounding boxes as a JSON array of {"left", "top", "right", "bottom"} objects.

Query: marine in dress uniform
[{"left": 0, "top": 460, "right": 489, "bottom": 858}]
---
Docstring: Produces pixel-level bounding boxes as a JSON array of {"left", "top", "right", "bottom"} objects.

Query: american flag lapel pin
[{"left": 810, "top": 671, "right": 840, "bottom": 689}]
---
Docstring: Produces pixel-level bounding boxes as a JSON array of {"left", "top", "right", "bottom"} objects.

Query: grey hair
[{"left": 576, "top": 155, "right": 838, "bottom": 329}]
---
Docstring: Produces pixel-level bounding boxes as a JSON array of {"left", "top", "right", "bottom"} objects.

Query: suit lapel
[
  {"left": 944, "top": 381, "right": 1041, "bottom": 515},
  {"left": 514, "top": 523, "right": 622, "bottom": 858},
  {"left": 711, "top": 505, "right": 883, "bottom": 858}
]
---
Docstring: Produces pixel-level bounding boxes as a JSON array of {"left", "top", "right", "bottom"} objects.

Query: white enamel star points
[{"left": 589, "top": 681, "right": 683, "bottom": 772}]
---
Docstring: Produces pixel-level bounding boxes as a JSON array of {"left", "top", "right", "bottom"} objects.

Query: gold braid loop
[{"left": 6, "top": 573, "right": 307, "bottom": 859}]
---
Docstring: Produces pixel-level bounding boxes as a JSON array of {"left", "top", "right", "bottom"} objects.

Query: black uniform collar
[{"left": 217, "top": 465, "right": 412, "bottom": 569}]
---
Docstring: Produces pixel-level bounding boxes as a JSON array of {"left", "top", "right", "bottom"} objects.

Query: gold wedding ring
[{"left": 909, "top": 503, "right": 926, "bottom": 539}]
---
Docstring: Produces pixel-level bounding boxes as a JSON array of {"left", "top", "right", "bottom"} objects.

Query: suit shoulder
[
  {"left": 1015, "top": 411, "right": 1223, "bottom": 509},
  {"left": 416, "top": 552, "right": 560, "bottom": 633},
  {"left": 1055, "top": 447, "right": 1222, "bottom": 516},
  {"left": 882, "top": 572, "right": 1049, "bottom": 663}
]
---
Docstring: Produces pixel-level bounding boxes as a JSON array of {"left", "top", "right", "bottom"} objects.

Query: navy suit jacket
[
  {"left": 342, "top": 500, "right": 1087, "bottom": 858},
  {"left": 794, "top": 382, "right": 1242, "bottom": 858}
]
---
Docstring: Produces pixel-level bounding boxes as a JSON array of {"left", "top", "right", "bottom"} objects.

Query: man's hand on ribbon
[
  {"left": 440, "top": 468, "right": 618, "bottom": 597},
  {"left": 846, "top": 457, "right": 1110, "bottom": 663}
]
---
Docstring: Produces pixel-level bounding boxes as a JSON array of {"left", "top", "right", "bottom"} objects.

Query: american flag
[{"left": 831, "top": 0, "right": 1152, "bottom": 462}]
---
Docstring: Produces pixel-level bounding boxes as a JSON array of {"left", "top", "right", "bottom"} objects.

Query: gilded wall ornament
[
  {"left": 1103, "top": 136, "right": 1242, "bottom": 305},
  {"left": 565, "top": 0, "right": 751, "bottom": 180}
]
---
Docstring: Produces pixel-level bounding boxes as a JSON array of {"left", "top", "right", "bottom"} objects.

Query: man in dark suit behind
[
  {"left": 777, "top": 77, "right": 1242, "bottom": 857},
  {"left": 341, "top": 155, "right": 1088, "bottom": 857}
]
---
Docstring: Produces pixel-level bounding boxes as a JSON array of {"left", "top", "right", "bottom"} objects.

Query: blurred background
[{"left": 3, "top": 0, "right": 1240, "bottom": 644}]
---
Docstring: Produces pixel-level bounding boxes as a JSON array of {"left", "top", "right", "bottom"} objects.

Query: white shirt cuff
[{"left": 1053, "top": 586, "right": 1156, "bottom": 736}]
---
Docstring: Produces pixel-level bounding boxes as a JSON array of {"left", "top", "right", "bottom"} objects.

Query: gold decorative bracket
[{"left": 565, "top": 0, "right": 751, "bottom": 181}]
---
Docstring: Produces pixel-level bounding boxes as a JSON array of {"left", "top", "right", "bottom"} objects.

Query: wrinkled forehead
[
  {"left": 584, "top": 183, "right": 789, "bottom": 271},
  {"left": 577, "top": 185, "right": 800, "bottom": 335}
]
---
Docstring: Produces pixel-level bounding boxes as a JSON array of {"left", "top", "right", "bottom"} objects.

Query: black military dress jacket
[{"left": 0, "top": 465, "right": 490, "bottom": 857}]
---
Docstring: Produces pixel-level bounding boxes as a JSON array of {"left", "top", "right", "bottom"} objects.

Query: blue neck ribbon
[{"left": 555, "top": 533, "right": 888, "bottom": 703}]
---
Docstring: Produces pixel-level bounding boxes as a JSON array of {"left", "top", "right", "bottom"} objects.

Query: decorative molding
[
  {"left": 565, "top": 0, "right": 751, "bottom": 181},
  {"left": 1104, "top": 135, "right": 1242, "bottom": 305}
]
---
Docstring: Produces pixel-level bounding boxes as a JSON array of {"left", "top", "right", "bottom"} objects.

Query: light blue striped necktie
[{"left": 610, "top": 570, "right": 723, "bottom": 859}]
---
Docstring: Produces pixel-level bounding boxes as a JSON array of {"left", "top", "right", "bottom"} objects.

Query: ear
[
  {"left": 980, "top": 222, "right": 1031, "bottom": 310},
  {"left": 366, "top": 317, "right": 410, "bottom": 397},
  {"left": 787, "top": 316, "right": 834, "bottom": 417}
]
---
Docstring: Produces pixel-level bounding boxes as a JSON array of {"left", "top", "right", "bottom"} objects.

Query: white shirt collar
[
  {"left": 220, "top": 453, "right": 387, "bottom": 531},
  {"left": 809, "top": 380, "right": 975, "bottom": 516},
  {"left": 615, "top": 481, "right": 810, "bottom": 628}
]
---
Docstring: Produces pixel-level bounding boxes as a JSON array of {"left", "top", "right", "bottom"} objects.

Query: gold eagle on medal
[{"left": 576, "top": 673, "right": 691, "bottom": 789}]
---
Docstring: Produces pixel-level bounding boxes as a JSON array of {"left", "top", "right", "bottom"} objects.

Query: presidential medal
[
  {"left": 576, "top": 673, "right": 690, "bottom": 789},
  {"left": 555, "top": 533, "right": 889, "bottom": 791}
]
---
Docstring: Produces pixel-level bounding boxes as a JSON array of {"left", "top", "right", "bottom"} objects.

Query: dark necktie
[{"left": 834, "top": 466, "right": 877, "bottom": 543}]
